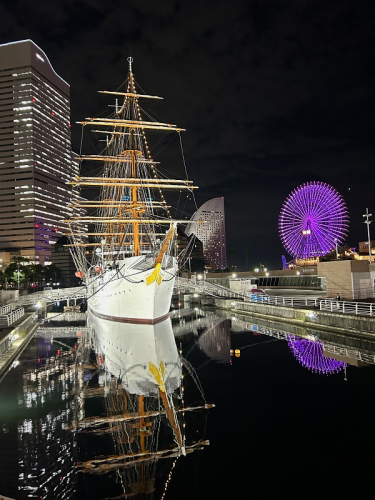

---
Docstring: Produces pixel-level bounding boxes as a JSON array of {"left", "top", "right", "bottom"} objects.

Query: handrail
[{"left": 174, "top": 277, "right": 375, "bottom": 318}]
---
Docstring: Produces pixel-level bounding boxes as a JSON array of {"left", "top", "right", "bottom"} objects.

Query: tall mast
[
  {"left": 127, "top": 57, "right": 140, "bottom": 255},
  {"left": 65, "top": 56, "right": 198, "bottom": 263}
]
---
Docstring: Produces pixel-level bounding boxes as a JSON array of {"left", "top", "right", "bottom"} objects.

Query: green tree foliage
[{"left": 3, "top": 258, "right": 63, "bottom": 289}]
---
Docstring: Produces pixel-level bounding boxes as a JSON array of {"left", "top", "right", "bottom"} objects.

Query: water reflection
[
  {"left": 75, "top": 313, "right": 212, "bottom": 498},
  {"left": 229, "top": 312, "right": 375, "bottom": 369},
  {"left": 287, "top": 334, "right": 347, "bottom": 374},
  {"left": 2, "top": 306, "right": 375, "bottom": 498},
  {"left": 0, "top": 335, "right": 80, "bottom": 499},
  {"left": 0, "top": 313, "right": 212, "bottom": 500},
  {"left": 176, "top": 308, "right": 375, "bottom": 373}
]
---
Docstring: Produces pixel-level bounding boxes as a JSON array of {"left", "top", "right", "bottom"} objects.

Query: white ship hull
[{"left": 87, "top": 255, "right": 178, "bottom": 324}]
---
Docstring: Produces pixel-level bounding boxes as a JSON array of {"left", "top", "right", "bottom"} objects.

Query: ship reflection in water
[{"left": 75, "top": 313, "right": 213, "bottom": 498}]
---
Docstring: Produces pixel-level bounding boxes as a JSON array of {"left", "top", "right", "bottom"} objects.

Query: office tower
[
  {"left": 185, "top": 197, "right": 227, "bottom": 270},
  {"left": 0, "top": 39, "right": 77, "bottom": 265},
  {"left": 176, "top": 226, "right": 205, "bottom": 272},
  {"left": 51, "top": 235, "right": 81, "bottom": 287}
]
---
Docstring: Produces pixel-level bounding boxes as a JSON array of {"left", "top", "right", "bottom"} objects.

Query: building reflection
[
  {"left": 197, "top": 318, "right": 232, "bottom": 364},
  {"left": 16, "top": 338, "right": 80, "bottom": 499},
  {"left": 230, "top": 312, "right": 375, "bottom": 371}
]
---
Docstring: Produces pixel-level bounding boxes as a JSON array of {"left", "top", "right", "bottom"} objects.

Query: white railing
[
  {"left": 0, "top": 307, "right": 25, "bottom": 327},
  {"left": 0, "top": 303, "right": 16, "bottom": 316},
  {"left": 174, "top": 277, "right": 375, "bottom": 318},
  {"left": 15, "top": 287, "right": 87, "bottom": 307},
  {"left": 318, "top": 299, "right": 375, "bottom": 317}
]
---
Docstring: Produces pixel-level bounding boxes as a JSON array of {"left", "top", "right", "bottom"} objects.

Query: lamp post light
[
  {"left": 363, "top": 208, "right": 372, "bottom": 264},
  {"left": 194, "top": 307, "right": 198, "bottom": 320}
]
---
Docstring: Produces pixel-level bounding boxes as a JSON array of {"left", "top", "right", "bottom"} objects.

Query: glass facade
[
  {"left": 256, "top": 275, "right": 324, "bottom": 288},
  {"left": 185, "top": 197, "right": 227, "bottom": 270}
]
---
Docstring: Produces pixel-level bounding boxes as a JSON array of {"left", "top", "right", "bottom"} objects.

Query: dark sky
[{"left": 1, "top": 0, "right": 374, "bottom": 270}]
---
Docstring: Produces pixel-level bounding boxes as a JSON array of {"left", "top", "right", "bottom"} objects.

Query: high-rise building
[
  {"left": 0, "top": 39, "right": 77, "bottom": 265},
  {"left": 185, "top": 197, "right": 227, "bottom": 270}
]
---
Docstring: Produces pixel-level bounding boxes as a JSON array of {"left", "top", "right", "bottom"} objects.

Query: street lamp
[
  {"left": 194, "top": 307, "right": 198, "bottom": 320},
  {"left": 334, "top": 238, "right": 338, "bottom": 259},
  {"left": 363, "top": 208, "right": 372, "bottom": 263}
]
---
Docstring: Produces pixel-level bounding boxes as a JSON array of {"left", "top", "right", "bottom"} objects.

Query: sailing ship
[{"left": 65, "top": 57, "right": 197, "bottom": 324}]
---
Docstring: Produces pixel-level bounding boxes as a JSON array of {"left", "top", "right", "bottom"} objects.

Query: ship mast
[
  {"left": 127, "top": 57, "right": 141, "bottom": 256},
  {"left": 65, "top": 57, "right": 198, "bottom": 268}
]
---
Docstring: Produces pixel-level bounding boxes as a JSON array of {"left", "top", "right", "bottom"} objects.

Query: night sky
[{"left": 1, "top": 0, "right": 374, "bottom": 270}]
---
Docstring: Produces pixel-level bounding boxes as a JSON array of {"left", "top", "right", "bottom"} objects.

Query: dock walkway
[{"left": 0, "top": 313, "right": 39, "bottom": 383}]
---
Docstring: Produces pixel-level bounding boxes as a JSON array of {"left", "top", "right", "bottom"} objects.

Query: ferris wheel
[{"left": 278, "top": 181, "right": 349, "bottom": 259}]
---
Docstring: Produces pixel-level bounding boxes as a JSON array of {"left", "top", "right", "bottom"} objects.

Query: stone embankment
[
  {"left": 214, "top": 298, "right": 375, "bottom": 337},
  {"left": 0, "top": 314, "right": 38, "bottom": 382}
]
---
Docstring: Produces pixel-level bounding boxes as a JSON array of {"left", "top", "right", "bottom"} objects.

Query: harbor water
[{"left": 0, "top": 306, "right": 375, "bottom": 499}]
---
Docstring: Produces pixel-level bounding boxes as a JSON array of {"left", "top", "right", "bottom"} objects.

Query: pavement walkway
[{"left": 0, "top": 313, "right": 38, "bottom": 383}]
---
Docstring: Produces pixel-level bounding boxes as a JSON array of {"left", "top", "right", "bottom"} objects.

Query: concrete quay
[
  {"left": 214, "top": 297, "right": 375, "bottom": 337},
  {"left": 0, "top": 313, "right": 39, "bottom": 383}
]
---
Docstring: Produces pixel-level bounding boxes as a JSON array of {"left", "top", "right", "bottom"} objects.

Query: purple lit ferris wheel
[{"left": 279, "top": 181, "right": 349, "bottom": 259}]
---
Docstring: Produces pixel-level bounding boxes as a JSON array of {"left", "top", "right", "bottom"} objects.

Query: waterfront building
[
  {"left": 317, "top": 260, "right": 375, "bottom": 300},
  {"left": 0, "top": 39, "right": 78, "bottom": 265},
  {"left": 51, "top": 235, "right": 82, "bottom": 288},
  {"left": 176, "top": 226, "right": 205, "bottom": 272},
  {"left": 185, "top": 197, "right": 227, "bottom": 271},
  {"left": 357, "top": 240, "right": 375, "bottom": 261}
]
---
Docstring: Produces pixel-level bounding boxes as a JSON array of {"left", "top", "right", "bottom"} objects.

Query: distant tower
[
  {"left": 0, "top": 40, "right": 77, "bottom": 264},
  {"left": 185, "top": 197, "right": 227, "bottom": 270}
]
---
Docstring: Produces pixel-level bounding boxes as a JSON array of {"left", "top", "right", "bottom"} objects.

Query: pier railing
[
  {"left": 0, "top": 306, "right": 25, "bottom": 327},
  {"left": 174, "top": 277, "right": 375, "bottom": 318}
]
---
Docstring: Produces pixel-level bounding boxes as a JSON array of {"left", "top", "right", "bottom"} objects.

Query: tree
[
  {"left": 4, "top": 257, "right": 31, "bottom": 288},
  {"left": 44, "top": 263, "right": 63, "bottom": 285}
]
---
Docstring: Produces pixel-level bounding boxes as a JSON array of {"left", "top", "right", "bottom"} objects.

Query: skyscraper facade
[
  {"left": 0, "top": 40, "right": 77, "bottom": 265},
  {"left": 185, "top": 197, "right": 227, "bottom": 270}
]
